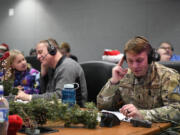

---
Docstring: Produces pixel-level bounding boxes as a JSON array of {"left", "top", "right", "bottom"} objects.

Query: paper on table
[
  {"left": 101, "top": 110, "right": 132, "bottom": 122},
  {"left": 15, "top": 99, "right": 29, "bottom": 104}
]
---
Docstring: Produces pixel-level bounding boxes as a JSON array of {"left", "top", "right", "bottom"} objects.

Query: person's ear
[{"left": 11, "top": 63, "right": 15, "bottom": 69}]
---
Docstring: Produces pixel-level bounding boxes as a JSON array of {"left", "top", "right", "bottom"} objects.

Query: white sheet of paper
[{"left": 101, "top": 110, "right": 132, "bottom": 122}]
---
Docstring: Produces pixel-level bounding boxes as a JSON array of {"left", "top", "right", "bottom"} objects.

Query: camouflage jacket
[{"left": 97, "top": 62, "right": 180, "bottom": 123}]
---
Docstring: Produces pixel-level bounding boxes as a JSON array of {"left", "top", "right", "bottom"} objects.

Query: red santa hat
[
  {"left": 102, "top": 49, "right": 124, "bottom": 63},
  {"left": 0, "top": 43, "right": 9, "bottom": 51}
]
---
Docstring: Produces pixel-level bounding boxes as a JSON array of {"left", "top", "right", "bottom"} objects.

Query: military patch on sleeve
[{"left": 172, "top": 85, "right": 180, "bottom": 95}]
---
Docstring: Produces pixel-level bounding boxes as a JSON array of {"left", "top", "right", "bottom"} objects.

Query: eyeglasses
[{"left": 159, "top": 47, "right": 172, "bottom": 50}]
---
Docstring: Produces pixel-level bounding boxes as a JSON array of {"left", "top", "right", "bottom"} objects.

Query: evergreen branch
[{"left": 9, "top": 97, "right": 98, "bottom": 129}]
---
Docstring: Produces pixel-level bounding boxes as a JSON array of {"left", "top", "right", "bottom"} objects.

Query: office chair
[
  {"left": 158, "top": 61, "right": 180, "bottom": 73},
  {"left": 80, "top": 61, "right": 116, "bottom": 103},
  {"left": 25, "top": 56, "right": 41, "bottom": 71}
]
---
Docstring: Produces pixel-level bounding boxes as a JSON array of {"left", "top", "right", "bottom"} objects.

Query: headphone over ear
[
  {"left": 147, "top": 48, "right": 160, "bottom": 64},
  {"left": 47, "top": 40, "right": 57, "bottom": 56},
  {"left": 124, "top": 36, "right": 160, "bottom": 64}
]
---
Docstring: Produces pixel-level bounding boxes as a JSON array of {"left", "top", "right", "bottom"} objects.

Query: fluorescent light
[{"left": 9, "top": 8, "right": 14, "bottom": 16}]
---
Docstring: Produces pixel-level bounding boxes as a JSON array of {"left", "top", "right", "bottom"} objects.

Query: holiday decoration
[
  {"left": 9, "top": 96, "right": 99, "bottom": 132},
  {"left": 102, "top": 49, "right": 124, "bottom": 63}
]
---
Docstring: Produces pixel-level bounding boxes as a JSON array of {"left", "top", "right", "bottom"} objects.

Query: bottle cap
[{"left": 64, "top": 84, "right": 74, "bottom": 89}]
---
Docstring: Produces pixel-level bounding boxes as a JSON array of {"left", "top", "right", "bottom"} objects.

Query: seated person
[
  {"left": 15, "top": 39, "right": 87, "bottom": 107},
  {"left": 59, "top": 42, "right": 78, "bottom": 62},
  {"left": 97, "top": 36, "right": 180, "bottom": 133},
  {"left": 4, "top": 49, "right": 40, "bottom": 94},
  {"left": 157, "top": 42, "right": 180, "bottom": 61}
]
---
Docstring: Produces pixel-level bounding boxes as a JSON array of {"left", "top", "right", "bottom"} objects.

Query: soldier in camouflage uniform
[{"left": 97, "top": 36, "right": 180, "bottom": 134}]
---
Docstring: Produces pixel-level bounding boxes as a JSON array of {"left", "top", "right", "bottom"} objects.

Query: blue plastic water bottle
[
  {"left": 0, "top": 82, "right": 9, "bottom": 135},
  {"left": 62, "top": 83, "right": 79, "bottom": 106}
]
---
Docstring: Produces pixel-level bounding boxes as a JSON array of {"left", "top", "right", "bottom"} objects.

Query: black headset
[
  {"left": 124, "top": 36, "right": 160, "bottom": 64},
  {"left": 46, "top": 40, "right": 57, "bottom": 56}
]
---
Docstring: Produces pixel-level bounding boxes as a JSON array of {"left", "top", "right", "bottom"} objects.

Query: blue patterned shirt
[{"left": 14, "top": 68, "right": 40, "bottom": 94}]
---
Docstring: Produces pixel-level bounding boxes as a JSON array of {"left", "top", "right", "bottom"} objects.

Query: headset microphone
[{"left": 42, "top": 53, "right": 49, "bottom": 60}]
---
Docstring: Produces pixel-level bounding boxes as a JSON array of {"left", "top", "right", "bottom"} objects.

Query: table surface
[{"left": 17, "top": 121, "right": 171, "bottom": 135}]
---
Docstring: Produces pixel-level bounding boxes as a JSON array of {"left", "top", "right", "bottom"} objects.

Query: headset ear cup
[
  {"left": 47, "top": 41, "right": 57, "bottom": 55},
  {"left": 152, "top": 49, "right": 160, "bottom": 62},
  {"left": 124, "top": 54, "right": 126, "bottom": 61},
  {"left": 172, "top": 46, "right": 174, "bottom": 51},
  {"left": 148, "top": 53, "right": 152, "bottom": 64},
  {"left": 48, "top": 46, "right": 57, "bottom": 55},
  {"left": 148, "top": 48, "right": 155, "bottom": 64},
  {"left": 148, "top": 49, "right": 160, "bottom": 64}
]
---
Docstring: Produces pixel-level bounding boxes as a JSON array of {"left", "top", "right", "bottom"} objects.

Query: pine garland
[
  {"left": 0, "top": 52, "right": 18, "bottom": 96},
  {"left": 9, "top": 96, "right": 99, "bottom": 129},
  {"left": 3, "top": 80, "right": 18, "bottom": 96},
  {"left": 1, "top": 53, "right": 99, "bottom": 129}
]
